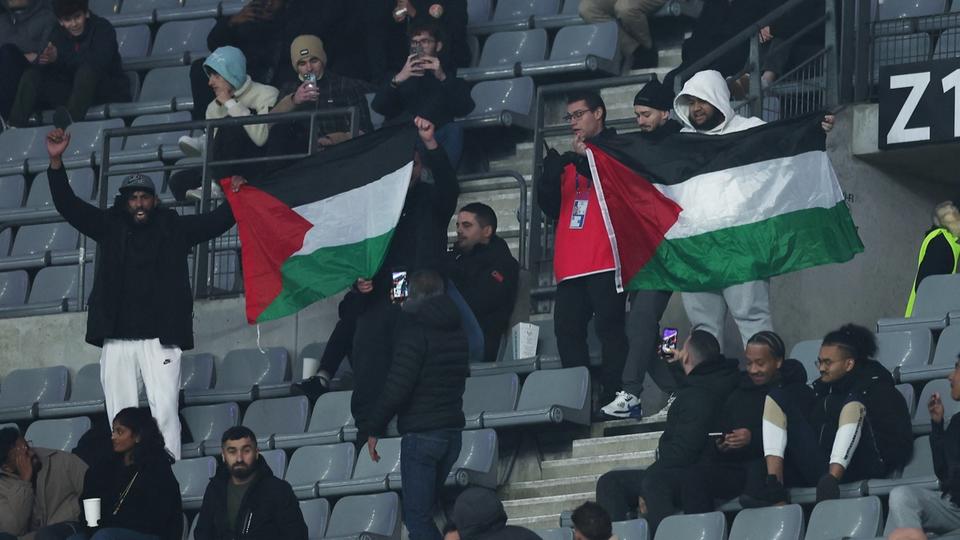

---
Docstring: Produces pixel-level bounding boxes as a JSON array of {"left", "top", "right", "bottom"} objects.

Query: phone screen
[
  {"left": 391, "top": 270, "right": 408, "bottom": 303},
  {"left": 660, "top": 327, "right": 678, "bottom": 355}
]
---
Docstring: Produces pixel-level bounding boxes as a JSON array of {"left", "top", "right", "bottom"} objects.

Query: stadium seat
[
  {"left": 877, "top": 0, "right": 947, "bottom": 19},
  {"left": 284, "top": 443, "right": 355, "bottom": 499},
  {"left": 791, "top": 339, "right": 822, "bottom": 384},
  {"left": 172, "top": 456, "right": 217, "bottom": 510},
  {"left": 0, "top": 229, "right": 10, "bottom": 257},
  {"left": 316, "top": 437, "right": 401, "bottom": 498},
  {"left": 876, "top": 329, "right": 933, "bottom": 379},
  {"left": 37, "top": 363, "right": 106, "bottom": 418},
  {"left": 274, "top": 390, "right": 355, "bottom": 450},
  {"left": 241, "top": 396, "right": 310, "bottom": 449},
  {"left": 934, "top": 28, "right": 960, "bottom": 59},
  {"left": 182, "top": 402, "right": 240, "bottom": 458},
  {"left": 0, "top": 365, "right": 69, "bottom": 421},
  {"left": 467, "top": 0, "right": 493, "bottom": 25},
  {"left": 0, "top": 126, "right": 48, "bottom": 176},
  {"left": 867, "top": 435, "right": 939, "bottom": 495},
  {"left": 28, "top": 265, "right": 91, "bottom": 312},
  {"left": 147, "top": 19, "right": 216, "bottom": 68},
  {"left": 27, "top": 169, "right": 97, "bottom": 207},
  {"left": 896, "top": 383, "right": 917, "bottom": 417},
  {"left": 445, "top": 429, "right": 499, "bottom": 489},
  {"left": 181, "top": 353, "right": 215, "bottom": 391},
  {"left": 533, "top": 529, "right": 573, "bottom": 540},
  {"left": 520, "top": 22, "right": 620, "bottom": 77},
  {"left": 183, "top": 347, "right": 289, "bottom": 405},
  {"left": 111, "top": 65, "right": 192, "bottom": 117},
  {"left": 804, "top": 496, "right": 883, "bottom": 540},
  {"left": 653, "top": 512, "right": 726, "bottom": 540},
  {"left": 535, "top": 0, "right": 584, "bottom": 29},
  {"left": 482, "top": 366, "right": 591, "bottom": 427},
  {"left": 324, "top": 492, "right": 401, "bottom": 540},
  {"left": 789, "top": 481, "right": 866, "bottom": 505},
  {"left": 459, "top": 29, "right": 548, "bottom": 82},
  {"left": 900, "top": 324, "right": 960, "bottom": 383},
  {"left": 116, "top": 24, "right": 151, "bottom": 61},
  {"left": 300, "top": 498, "right": 331, "bottom": 540},
  {"left": 0, "top": 271, "right": 28, "bottom": 310},
  {"left": 0, "top": 175, "right": 25, "bottom": 209},
  {"left": 472, "top": 320, "right": 552, "bottom": 375},
  {"left": 458, "top": 77, "right": 535, "bottom": 129},
  {"left": 612, "top": 519, "right": 649, "bottom": 540},
  {"left": 29, "top": 119, "right": 125, "bottom": 173},
  {"left": 462, "top": 373, "right": 520, "bottom": 428},
  {"left": 260, "top": 448, "right": 287, "bottom": 476},
  {"left": 90, "top": 0, "right": 117, "bottom": 14},
  {"left": 871, "top": 33, "right": 932, "bottom": 82},
  {"left": 119, "top": 112, "right": 193, "bottom": 163},
  {"left": 729, "top": 504, "right": 804, "bottom": 540},
  {"left": 25, "top": 416, "right": 91, "bottom": 452},
  {"left": 913, "top": 379, "right": 959, "bottom": 434},
  {"left": 12, "top": 222, "right": 80, "bottom": 257}
]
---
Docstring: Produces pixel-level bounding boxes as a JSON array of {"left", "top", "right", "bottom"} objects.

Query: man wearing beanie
[
  {"left": 451, "top": 488, "right": 541, "bottom": 540},
  {"left": 270, "top": 34, "right": 373, "bottom": 152}
]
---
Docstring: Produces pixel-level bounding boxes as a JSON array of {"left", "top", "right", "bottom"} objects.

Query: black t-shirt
[{"left": 113, "top": 221, "right": 162, "bottom": 340}]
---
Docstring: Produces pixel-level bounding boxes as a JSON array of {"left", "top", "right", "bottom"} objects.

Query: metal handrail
[{"left": 459, "top": 170, "right": 529, "bottom": 269}]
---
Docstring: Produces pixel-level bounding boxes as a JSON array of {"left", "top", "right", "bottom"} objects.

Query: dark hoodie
[
  {"left": 0, "top": 0, "right": 55, "bottom": 54},
  {"left": 49, "top": 12, "right": 126, "bottom": 87},
  {"left": 367, "top": 293, "right": 470, "bottom": 435},
  {"left": 452, "top": 488, "right": 541, "bottom": 540}
]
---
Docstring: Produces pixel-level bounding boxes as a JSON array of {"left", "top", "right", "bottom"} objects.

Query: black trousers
[
  {"left": 9, "top": 63, "right": 129, "bottom": 126},
  {"left": 168, "top": 124, "right": 274, "bottom": 201},
  {"left": 681, "top": 459, "right": 765, "bottom": 513},
  {"left": 554, "top": 271, "right": 627, "bottom": 403},
  {"left": 0, "top": 44, "right": 32, "bottom": 120},
  {"left": 596, "top": 463, "right": 684, "bottom": 532}
]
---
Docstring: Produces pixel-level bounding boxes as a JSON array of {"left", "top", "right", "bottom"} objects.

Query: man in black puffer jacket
[
  {"left": 366, "top": 270, "right": 470, "bottom": 540},
  {"left": 680, "top": 331, "right": 815, "bottom": 513},
  {"left": 195, "top": 426, "right": 307, "bottom": 540}
]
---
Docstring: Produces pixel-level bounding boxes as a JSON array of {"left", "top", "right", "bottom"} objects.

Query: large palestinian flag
[
  {"left": 586, "top": 112, "right": 863, "bottom": 292},
  {"left": 222, "top": 125, "right": 417, "bottom": 323}
]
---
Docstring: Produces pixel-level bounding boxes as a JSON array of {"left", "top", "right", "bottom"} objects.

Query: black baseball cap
[{"left": 118, "top": 174, "right": 156, "bottom": 195}]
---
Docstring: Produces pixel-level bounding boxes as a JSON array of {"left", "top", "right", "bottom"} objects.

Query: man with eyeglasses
[
  {"left": 539, "top": 90, "right": 628, "bottom": 415},
  {"left": 0, "top": 427, "right": 88, "bottom": 540}
]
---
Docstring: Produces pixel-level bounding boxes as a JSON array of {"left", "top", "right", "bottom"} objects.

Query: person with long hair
[{"left": 68, "top": 408, "right": 182, "bottom": 540}]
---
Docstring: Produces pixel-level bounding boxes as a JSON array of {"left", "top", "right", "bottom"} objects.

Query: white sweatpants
[
  {"left": 101, "top": 338, "right": 182, "bottom": 460},
  {"left": 681, "top": 279, "right": 773, "bottom": 352}
]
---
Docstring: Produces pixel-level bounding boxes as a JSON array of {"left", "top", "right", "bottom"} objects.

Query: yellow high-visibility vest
[{"left": 906, "top": 228, "right": 960, "bottom": 316}]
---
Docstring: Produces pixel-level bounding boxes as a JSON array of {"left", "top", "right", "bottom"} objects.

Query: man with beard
[
  {"left": 194, "top": 426, "right": 307, "bottom": 540},
  {"left": 45, "top": 128, "right": 239, "bottom": 460},
  {"left": 0, "top": 428, "right": 88, "bottom": 540}
]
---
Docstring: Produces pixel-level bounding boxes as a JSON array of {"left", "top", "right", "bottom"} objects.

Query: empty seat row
[
  {"left": 0, "top": 416, "right": 90, "bottom": 452},
  {"left": 116, "top": 19, "right": 215, "bottom": 71},
  {"left": 466, "top": 0, "right": 698, "bottom": 34},
  {"left": 873, "top": 28, "right": 960, "bottom": 81}
]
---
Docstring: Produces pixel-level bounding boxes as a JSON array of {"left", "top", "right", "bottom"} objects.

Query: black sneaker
[
  {"left": 815, "top": 474, "right": 840, "bottom": 502},
  {"left": 739, "top": 475, "right": 789, "bottom": 508}
]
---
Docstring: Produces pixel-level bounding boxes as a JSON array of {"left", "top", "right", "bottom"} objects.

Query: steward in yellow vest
[{"left": 906, "top": 202, "right": 960, "bottom": 316}]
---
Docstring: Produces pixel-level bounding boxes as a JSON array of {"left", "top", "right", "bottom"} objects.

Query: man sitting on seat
[
  {"left": 571, "top": 501, "right": 612, "bottom": 540},
  {"left": 193, "top": 426, "right": 307, "bottom": 540}
]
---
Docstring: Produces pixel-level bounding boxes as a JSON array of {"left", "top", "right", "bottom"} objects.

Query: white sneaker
[
  {"left": 178, "top": 134, "right": 206, "bottom": 157},
  {"left": 647, "top": 393, "right": 677, "bottom": 420},
  {"left": 185, "top": 183, "right": 223, "bottom": 201},
  {"left": 601, "top": 391, "right": 642, "bottom": 419}
]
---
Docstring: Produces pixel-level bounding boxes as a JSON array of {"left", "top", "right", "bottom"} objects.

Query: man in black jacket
[
  {"left": 0, "top": 0, "right": 56, "bottom": 122},
  {"left": 366, "top": 270, "right": 470, "bottom": 540},
  {"left": 46, "top": 128, "right": 237, "bottom": 459},
  {"left": 595, "top": 330, "right": 740, "bottom": 533},
  {"left": 195, "top": 426, "right": 307, "bottom": 540},
  {"left": 680, "top": 331, "right": 815, "bottom": 513},
  {"left": 7, "top": 0, "right": 129, "bottom": 126},
  {"left": 446, "top": 202, "right": 519, "bottom": 363},
  {"left": 885, "top": 357, "right": 960, "bottom": 536}
]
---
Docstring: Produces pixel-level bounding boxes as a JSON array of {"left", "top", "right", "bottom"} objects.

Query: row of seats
[
  {"left": 466, "top": 0, "right": 699, "bottom": 34},
  {"left": 873, "top": 27, "right": 960, "bottom": 80}
]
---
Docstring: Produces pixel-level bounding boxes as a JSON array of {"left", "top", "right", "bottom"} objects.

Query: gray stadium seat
[
  {"left": 653, "top": 512, "right": 726, "bottom": 540},
  {"left": 274, "top": 390, "right": 355, "bottom": 449},
  {"left": 458, "top": 77, "right": 534, "bottom": 129},
  {"left": 789, "top": 339, "right": 821, "bottom": 384},
  {"left": 482, "top": 366, "right": 591, "bottom": 427},
  {"left": 172, "top": 456, "right": 217, "bottom": 510},
  {"left": 300, "top": 498, "right": 331, "bottom": 540},
  {"left": 112, "top": 66, "right": 192, "bottom": 117},
  {"left": 534, "top": 0, "right": 583, "bottom": 28},
  {"left": 36, "top": 119, "right": 125, "bottom": 172},
  {"left": 121, "top": 112, "right": 193, "bottom": 161},
  {"left": 25, "top": 416, "right": 91, "bottom": 451},
  {"left": 183, "top": 347, "right": 289, "bottom": 405},
  {"left": 913, "top": 379, "right": 960, "bottom": 434},
  {"left": 497, "top": 0, "right": 559, "bottom": 20},
  {"left": 612, "top": 519, "right": 649, "bottom": 540},
  {"left": 120, "top": 0, "right": 179, "bottom": 13},
  {"left": 37, "top": 363, "right": 106, "bottom": 418},
  {"left": 0, "top": 270, "right": 28, "bottom": 308},
  {"left": 260, "top": 448, "right": 287, "bottom": 477},
  {"left": 284, "top": 443, "right": 355, "bottom": 499},
  {"left": 444, "top": 429, "right": 499, "bottom": 489},
  {"left": 867, "top": 435, "right": 939, "bottom": 495},
  {"left": 462, "top": 373, "right": 520, "bottom": 428},
  {"left": 0, "top": 175, "right": 25, "bottom": 209},
  {"left": 324, "top": 492, "right": 401, "bottom": 540},
  {"left": 467, "top": 0, "right": 492, "bottom": 25},
  {"left": 876, "top": 329, "right": 932, "bottom": 378},
  {"left": 900, "top": 324, "right": 960, "bottom": 383},
  {"left": 0, "top": 126, "right": 48, "bottom": 176},
  {"left": 182, "top": 402, "right": 240, "bottom": 458},
  {"left": 151, "top": 19, "right": 216, "bottom": 60},
  {"left": 28, "top": 169, "right": 96, "bottom": 206},
  {"left": 116, "top": 24, "right": 151, "bottom": 60},
  {"left": 472, "top": 320, "right": 554, "bottom": 375},
  {"left": 729, "top": 504, "right": 804, "bottom": 540},
  {"left": 181, "top": 353, "right": 215, "bottom": 391},
  {"left": 878, "top": 273, "right": 960, "bottom": 331},
  {"left": 520, "top": 21, "right": 620, "bottom": 77},
  {"left": 896, "top": 383, "right": 916, "bottom": 417},
  {"left": 0, "top": 365, "right": 70, "bottom": 421},
  {"left": 459, "top": 29, "right": 548, "bottom": 82},
  {"left": 533, "top": 529, "right": 573, "bottom": 540},
  {"left": 872, "top": 33, "right": 932, "bottom": 82},
  {"left": 12, "top": 222, "right": 79, "bottom": 256},
  {"left": 28, "top": 265, "right": 90, "bottom": 311},
  {"left": 90, "top": 0, "right": 117, "bottom": 14},
  {"left": 878, "top": 0, "right": 946, "bottom": 19},
  {"left": 934, "top": 28, "right": 960, "bottom": 59},
  {"left": 804, "top": 496, "right": 883, "bottom": 540},
  {"left": 316, "top": 437, "right": 401, "bottom": 498},
  {"left": 241, "top": 396, "right": 310, "bottom": 448}
]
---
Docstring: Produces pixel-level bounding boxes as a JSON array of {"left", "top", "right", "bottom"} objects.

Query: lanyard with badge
[{"left": 570, "top": 172, "right": 590, "bottom": 230}]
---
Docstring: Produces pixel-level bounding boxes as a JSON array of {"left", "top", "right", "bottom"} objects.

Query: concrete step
[
  {"left": 506, "top": 514, "right": 563, "bottom": 530},
  {"left": 571, "top": 431, "right": 662, "bottom": 458},
  {"left": 501, "top": 492, "right": 595, "bottom": 519},
  {"left": 590, "top": 416, "right": 668, "bottom": 438},
  {"left": 541, "top": 450, "right": 656, "bottom": 479},
  {"left": 500, "top": 474, "right": 603, "bottom": 500}
]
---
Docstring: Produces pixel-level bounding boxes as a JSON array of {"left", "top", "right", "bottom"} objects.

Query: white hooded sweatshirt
[{"left": 674, "top": 70, "right": 765, "bottom": 135}]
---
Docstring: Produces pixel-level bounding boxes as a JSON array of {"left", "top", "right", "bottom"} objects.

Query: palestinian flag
[
  {"left": 222, "top": 125, "right": 417, "bottom": 323},
  {"left": 587, "top": 112, "right": 863, "bottom": 292}
]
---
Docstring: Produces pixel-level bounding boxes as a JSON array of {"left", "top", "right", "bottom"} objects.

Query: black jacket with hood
[
  {"left": 371, "top": 62, "right": 474, "bottom": 128},
  {"left": 452, "top": 487, "right": 542, "bottom": 540},
  {"left": 49, "top": 12, "right": 126, "bottom": 86},
  {"left": 932, "top": 410, "right": 960, "bottom": 504},
  {"left": 366, "top": 293, "right": 470, "bottom": 436},
  {"left": 0, "top": 0, "right": 55, "bottom": 55},
  {"left": 194, "top": 456, "right": 307, "bottom": 540},
  {"left": 48, "top": 166, "right": 235, "bottom": 350}
]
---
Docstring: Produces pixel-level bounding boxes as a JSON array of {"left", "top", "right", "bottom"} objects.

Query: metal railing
[{"left": 458, "top": 171, "right": 529, "bottom": 269}]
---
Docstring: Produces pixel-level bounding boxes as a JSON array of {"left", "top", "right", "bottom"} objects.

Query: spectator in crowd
[
  {"left": 172, "top": 46, "right": 279, "bottom": 201},
  {"left": 885, "top": 356, "right": 960, "bottom": 536},
  {"left": 194, "top": 426, "right": 307, "bottom": 540},
  {"left": 371, "top": 20, "right": 474, "bottom": 167},
  {"left": 7, "top": 0, "right": 128, "bottom": 127},
  {"left": 72, "top": 408, "right": 182, "bottom": 540},
  {"left": 366, "top": 270, "right": 470, "bottom": 540},
  {"left": 46, "top": 127, "right": 238, "bottom": 460},
  {"left": 539, "top": 91, "right": 628, "bottom": 412},
  {"left": 269, "top": 35, "right": 373, "bottom": 155},
  {"left": 905, "top": 201, "right": 960, "bottom": 317},
  {"left": 0, "top": 428, "right": 87, "bottom": 540},
  {"left": 578, "top": 0, "right": 665, "bottom": 71},
  {"left": 596, "top": 331, "right": 739, "bottom": 532},
  {"left": 743, "top": 324, "right": 913, "bottom": 506},
  {"left": 451, "top": 488, "right": 541, "bottom": 540},
  {"left": 571, "top": 501, "right": 612, "bottom": 540},
  {"left": 756, "top": 0, "right": 825, "bottom": 90},
  {"left": 679, "top": 331, "right": 814, "bottom": 513},
  {"left": 445, "top": 202, "right": 520, "bottom": 363},
  {"left": 0, "top": 0, "right": 56, "bottom": 124},
  {"left": 601, "top": 80, "right": 682, "bottom": 419}
]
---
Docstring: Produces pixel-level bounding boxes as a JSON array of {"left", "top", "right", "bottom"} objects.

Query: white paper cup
[
  {"left": 83, "top": 498, "right": 101, "bottom": 528},
  {"left": 302, "top": 357, "right": 320, "bottom": 380}
]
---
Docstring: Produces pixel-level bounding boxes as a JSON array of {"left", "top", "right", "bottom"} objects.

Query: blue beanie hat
[{"left": 203, "top": 46, "right": 247, "bottom": 90}]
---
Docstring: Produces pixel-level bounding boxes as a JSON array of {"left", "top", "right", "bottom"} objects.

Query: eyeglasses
[
  {"left": 563, "top": 109, "right": 594, "bottom": 122},
  {"left": 813, "top": 357, "right": 841, "bottom": 368},
  {"left": 410, "top": 38, "right": 436, "bottom": 46}
]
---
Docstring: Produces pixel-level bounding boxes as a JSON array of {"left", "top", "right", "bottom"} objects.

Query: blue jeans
[
  {"left": 433, "top": 122, "right": 464, "bottom": 169},
  {"left": 446, "top": 280, "right": 485, "bottom": 364},
  {"left": 401, "top": 430, "right": 462, "bottom": 540},
  {"left": 67, "top": 529, "right": 160, "bottom": 540}
]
